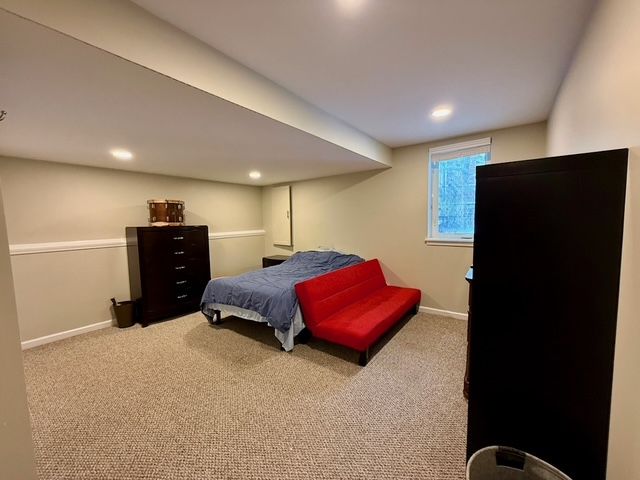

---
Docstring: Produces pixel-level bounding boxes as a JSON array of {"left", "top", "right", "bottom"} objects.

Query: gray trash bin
[{"left": 467, "top": 446, "right": 572, "bottom": 480}]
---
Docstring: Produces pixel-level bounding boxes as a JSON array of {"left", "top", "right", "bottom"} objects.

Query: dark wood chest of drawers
[{"left": 126, "top": 226, "right": 211, "bottom": 325}]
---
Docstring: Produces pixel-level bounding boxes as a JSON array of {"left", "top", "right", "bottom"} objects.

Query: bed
[{"left": 200, "top": 250, "right": 363, "bottom": 350}]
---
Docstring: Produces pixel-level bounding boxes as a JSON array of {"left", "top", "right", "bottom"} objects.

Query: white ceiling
[
  {"left": 133, "top": 0, "right": 597, "bottom": 147},
  {"left": 0, "top": 11, "right": 385, "bottom": 186},
  {"left": 1, "top": 1, "right": 597, "bottom": 186}
]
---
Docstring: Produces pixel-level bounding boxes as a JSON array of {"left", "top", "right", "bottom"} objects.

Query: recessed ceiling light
[
  {"left": 249, "top": 171, "right": 262, "bottom": 180},
  {"left": 431, "top": 106, "right": 453, "bottom": 119},
  {"left": 336, "top": 0, "right": 366, "bottom": 15},
  {"left": 110, "top": 148, "right": 133, "bottom": 161}
]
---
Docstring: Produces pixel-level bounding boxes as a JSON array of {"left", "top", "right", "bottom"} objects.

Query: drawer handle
[
  {"left": 175, "top": 265, "right": 186, "bottom": 270},
  {"left": 174, "top": 251, "right": 185, "bottom": 255},
  {"left": 176, "top": 294, "right": 188, "bottom": 299},
  {"left": 173, "top": 236, "right": 184, "bottom": 240},
  {"left": 176, "top": 280, "right": 187, "bottom": 285}
]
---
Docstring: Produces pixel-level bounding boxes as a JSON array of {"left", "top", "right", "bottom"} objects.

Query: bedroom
[{"left": 1, "top": 1, "right": 639, "bottom": 479}]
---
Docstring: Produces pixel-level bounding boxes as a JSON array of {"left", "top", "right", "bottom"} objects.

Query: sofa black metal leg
[
  {"left": 412, "top": 303, "right": 420, "bottom": 315},
  {"left": 358, "top": 349, "right": 369, "bottom": 366},
  {"left": 207, "top": 310, "right": 223, "bottom": 325},
  {"left": 296, "top": 328, "right": 312, "bottom": 344}
]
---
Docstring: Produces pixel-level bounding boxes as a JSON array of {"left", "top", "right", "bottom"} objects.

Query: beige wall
[
  {"left": 0, "top": 181, "right": 38, "bottom": 479},
  {"left": 548, "top": 0, "right": 640, "bottom": 156},
  {"left": 547, "top": 1, "right": 640, "bottom": 476},
  {"left": 263, "top": 122, "right": 547, "bottom": 314},
  {"left": 0, "top": 156, "right": 265, "bottom": 341}
]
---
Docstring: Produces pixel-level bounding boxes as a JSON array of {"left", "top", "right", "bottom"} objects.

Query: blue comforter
[{"left": 200, "top": 251, "right": 363, "bottom": 332}]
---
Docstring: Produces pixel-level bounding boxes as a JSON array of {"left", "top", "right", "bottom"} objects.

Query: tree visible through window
[{"left": 428, "top": 138, "right": 491, "bottom": 242}]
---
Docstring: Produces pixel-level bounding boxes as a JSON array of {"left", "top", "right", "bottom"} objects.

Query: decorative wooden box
[{"left": 147, "top": 199, "right": 185, "bottom": 226}]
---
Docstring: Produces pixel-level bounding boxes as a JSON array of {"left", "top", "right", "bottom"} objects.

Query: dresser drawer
[
  {"left": 140, "top": 230, "right": 207, "bottom": 262},
  {"left": 172, "top": 274, "right": 207, "bottom": 295},
  {"left": 173, "top": 290, "right": 201, "bottom": 307},
  {"left": 141, "top": 272, "right": 206, "bottom": 317},
  {"left": 164, "top": 228, "right": 207, "bottom": 247},
  {"left": 143, "top": 261, "right": 209, "bottom": 297},
  {"left": 147, "top": 256, "right": 210, "bottom": 279}
]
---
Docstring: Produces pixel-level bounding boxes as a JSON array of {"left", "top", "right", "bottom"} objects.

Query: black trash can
[
  {"left": 467, "top": 446, "right": 572, "bottom": 480},
  {"left": 111, "top": 298, "right": 137, "bottom": 328}
]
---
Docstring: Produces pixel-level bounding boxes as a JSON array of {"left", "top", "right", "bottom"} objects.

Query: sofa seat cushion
[{"left": 313, "top": 285, "right": 421, "bottom": 352}]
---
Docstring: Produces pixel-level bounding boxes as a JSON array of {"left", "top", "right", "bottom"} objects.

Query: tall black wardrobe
[{"left": 467, "top": 149, "right": 628, "bottom": 480}]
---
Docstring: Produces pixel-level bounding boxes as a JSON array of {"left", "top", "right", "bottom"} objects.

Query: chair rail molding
[{"left": 9, "top": 229, "right": 266, "bottom": 255}]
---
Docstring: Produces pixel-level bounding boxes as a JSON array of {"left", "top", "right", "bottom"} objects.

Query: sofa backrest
[{"left": 295, "top": 259, "right": 387, "bottom": 330}]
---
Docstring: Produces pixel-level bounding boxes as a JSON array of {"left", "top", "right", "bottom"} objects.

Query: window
[{"left": 428, "top": 137, "right": 491, "bottom": 244}]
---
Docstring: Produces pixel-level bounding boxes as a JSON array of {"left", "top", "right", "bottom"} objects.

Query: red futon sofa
[{"left": 295, "top": 259, "right": 421, "bottom": 365}]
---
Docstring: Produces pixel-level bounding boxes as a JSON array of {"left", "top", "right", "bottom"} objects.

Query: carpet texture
[{"left": 22, "top": 312, "right": 468, "bottom": 479}]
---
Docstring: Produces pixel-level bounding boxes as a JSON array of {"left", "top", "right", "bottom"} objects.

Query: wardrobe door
[{"left": 467, "top": 149, "right": 628, "bottom": 480}]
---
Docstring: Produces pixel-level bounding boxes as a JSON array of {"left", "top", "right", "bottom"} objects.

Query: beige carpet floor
[{"left": 22, "top": 312, "right": 468, "bottom": 480}]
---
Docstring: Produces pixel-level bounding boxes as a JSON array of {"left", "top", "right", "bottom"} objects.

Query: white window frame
[{"left": 426, "top": 137, "right": 492, "bottom": 246}]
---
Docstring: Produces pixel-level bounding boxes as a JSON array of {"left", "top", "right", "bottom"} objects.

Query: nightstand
[{"left": 262, "top": 255, "right": 290, "bottom": 268}]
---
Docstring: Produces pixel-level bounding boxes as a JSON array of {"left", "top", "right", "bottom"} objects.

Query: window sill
[{"left": 425, "top": 238, "right": 474, "bottom": 247}]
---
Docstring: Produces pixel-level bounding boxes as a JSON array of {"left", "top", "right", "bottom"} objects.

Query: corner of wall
[{"left": 0, "top": 181, "right": 37, "bottom": 479}]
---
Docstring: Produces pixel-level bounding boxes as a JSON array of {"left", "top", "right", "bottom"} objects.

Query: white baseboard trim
[
  {"left": 10, "top": 229, "right": 266, "bottom": 256},
  {"left": 18, "top": 304, "right": 462, "bottom": 349},
  {"left": 21, "top": 319, "right": 113, "bottom": 350},
  {"left": 419, "top": 306, "right": 468, "bottom": 321}
]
